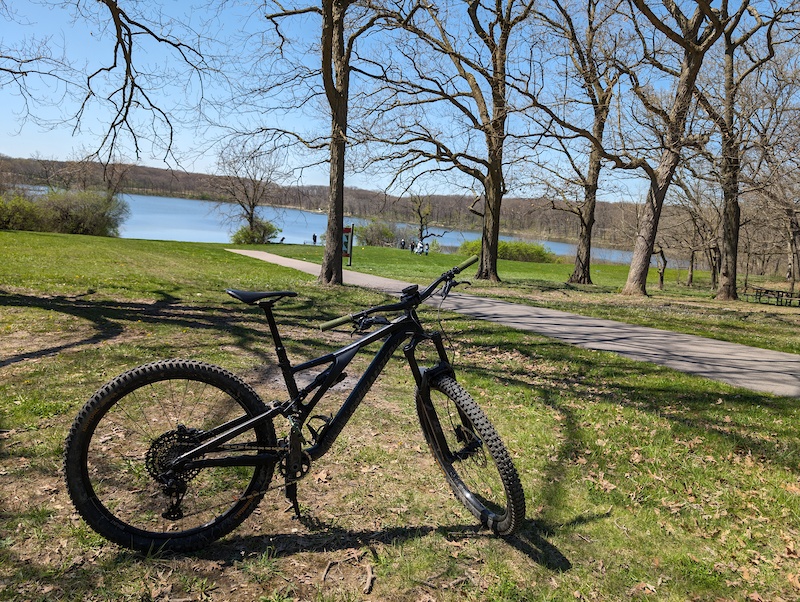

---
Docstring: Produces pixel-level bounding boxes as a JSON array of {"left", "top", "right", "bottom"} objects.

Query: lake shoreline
[
  {"left": 118, "top": 193, "right": 637, "bottom": 265},
  {"left": 116, "top": 190, "right": 637, "bottom": 257}
]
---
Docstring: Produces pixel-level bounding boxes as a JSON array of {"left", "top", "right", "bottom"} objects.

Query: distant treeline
[
  {"left": 0, "top": 156, "right": 218, "bottom": 200},
  {"left": 0, "top": 155, "right": 638, "bottom": 247}
]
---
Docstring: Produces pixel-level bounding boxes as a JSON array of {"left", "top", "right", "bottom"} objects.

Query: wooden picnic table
[{"left": 745, "top": 285, "right": 800, "bottom": 307}]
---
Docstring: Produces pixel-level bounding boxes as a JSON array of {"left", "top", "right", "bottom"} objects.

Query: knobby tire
[
  {"left": 64, "top": 359, "right": 276, "bottom": 553},
  {"left": 417, "top": 374, "right": 525, "bottom": 536}
]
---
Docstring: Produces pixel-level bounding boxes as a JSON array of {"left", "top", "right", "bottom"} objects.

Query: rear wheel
[
  {"left": 64, "top": 359, "right": 276, "bottom": 553},
  {"left": 417, "top": 374, "right": 525, "bottom": 536}
]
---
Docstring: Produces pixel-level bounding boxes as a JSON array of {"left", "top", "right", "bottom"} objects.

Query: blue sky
[{"left": 0, "top": 1, "right": 334, "bottom": 184}]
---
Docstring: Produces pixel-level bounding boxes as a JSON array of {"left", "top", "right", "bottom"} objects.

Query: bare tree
[
  {"left": 364, "top": 0, "right": 538, "bottom": 281},
  {"left": 739, "top": 190, "right": 787, "bottom": 282},
  {"left": 519, "top": 1, "right": 725, "bottom": 295},
  {"left": 746, "top": 43, "right": 800, "bottom": 290},
  {"left": 102, "top": 158, "right": 133, "bottom": 200},
  {"left": 758, "top": 183, "right": 800, "bottom": 290},
  {"left": 215, "top": 141, "right": 287, "bottom": 235},
  {"left": 409, "top": 194, "right": 448, "bottom": 247},
  {"left": 693, "top": 1, "right": 797, "bottom": 300},
  {"left": 251, "top": 0, "right": 385, "bottom": 284},
  {"left": 668, "top": 167, "right": 724, "bottom": 288},
  {"left": 530, "top": 0, "right": 626, "bottom": 285},
  {"left": 610, "top": 1, "right": 728, "bottom": 295}
]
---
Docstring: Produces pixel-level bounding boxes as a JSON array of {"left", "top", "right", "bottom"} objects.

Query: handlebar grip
[
  {"left": 320, "top": 314, "right": 353, "bottom": 331},
  {"left": 455, "top": 255, "right": 479, "bottom": 273}
]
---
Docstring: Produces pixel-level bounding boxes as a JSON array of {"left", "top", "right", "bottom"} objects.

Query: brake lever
[{"left": 441, "top": 279, "right": 471, "bottom": 300}]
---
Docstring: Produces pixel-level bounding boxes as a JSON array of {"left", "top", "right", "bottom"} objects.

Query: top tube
[{"left": 319, "top": 255, "right": 478, "bottom": 331}]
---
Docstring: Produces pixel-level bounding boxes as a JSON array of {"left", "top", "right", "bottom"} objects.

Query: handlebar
[
  {"left": 454, "top": 255, "right": 479, "bottom": 273},
  {"left": 319, "top": 314, "right": 356, "bottom": 331},
  {"left": 320, "top": 255, "right": 478, "bottom": 330}
]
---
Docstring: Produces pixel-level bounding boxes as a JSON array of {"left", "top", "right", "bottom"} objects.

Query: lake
[{"left": 118, "top": 193, "right": 633, "bottom": 264}]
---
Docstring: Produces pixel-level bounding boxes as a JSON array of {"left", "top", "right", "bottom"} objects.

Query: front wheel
[
  {"left": 416, "top": 374, "right": 525, "bottom": 536},
  {"left": 64, "top": 359, "right": 276, "bottom": 553}
]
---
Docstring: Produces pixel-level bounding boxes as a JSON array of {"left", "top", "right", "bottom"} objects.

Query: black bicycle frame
[{"left": 172, "top": 303, "right": 453, "bottom": 472}]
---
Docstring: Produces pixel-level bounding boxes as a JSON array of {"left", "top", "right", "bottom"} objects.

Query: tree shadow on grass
[
  {"left": 0, "top": 521, "right": 572, "bottom": 601},
  {"left": 459, "top": 322, "right": 800, "bottom": 475},
  {"left": 195, "top": 517, "right": 573, "bottom": 572},
  {"left": 0, "top": 288, "right": 330, "bottom": 370}
]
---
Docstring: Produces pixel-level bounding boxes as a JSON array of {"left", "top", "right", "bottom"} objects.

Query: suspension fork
[
  {"left": 404, "top": 330, "right": 455, "bottom": 389},
  {"left": 407, "top": 331, "right": 461, "bottom": 457}
]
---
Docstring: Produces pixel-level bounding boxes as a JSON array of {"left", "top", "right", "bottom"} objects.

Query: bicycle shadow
[{"left": 196, "top": 517, "right": 573, "bottom": 572}]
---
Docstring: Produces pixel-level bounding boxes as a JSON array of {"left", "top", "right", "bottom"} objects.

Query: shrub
[
  {"left": 1, "top": 190, "right": 129, "bottom": 237},
  {"left": 231, "top": 217, "right": 281, "bottom": 244},
  {"left": 39, "top": 190, "right": 130, "bottom": 237},
  {"left": 0, "top": 195, "right": 45, "bottom": 231},
  {"left": 458, "top": 239, "right": 556, "bottom": 263},
  {"left": 354, "top": 220, "right": 397, "bottom": 247}
]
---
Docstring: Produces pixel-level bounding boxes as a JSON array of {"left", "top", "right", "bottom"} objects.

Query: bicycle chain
[
  {"left": 154, "top": 405, "right": 327, "bottom": 521},
  {"left": 157, "top": 446, "right": 311, "bottom": 521}
]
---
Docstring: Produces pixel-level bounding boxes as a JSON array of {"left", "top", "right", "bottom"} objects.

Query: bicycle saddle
[{"left": 226, "top": 289, "right": 298, "bottom": 305}]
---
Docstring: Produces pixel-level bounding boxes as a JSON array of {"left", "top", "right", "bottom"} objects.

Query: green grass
[{"left": 1, "top": 231, "right": 799, "bottom": 601}]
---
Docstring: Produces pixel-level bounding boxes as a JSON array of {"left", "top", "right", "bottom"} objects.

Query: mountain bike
[{"left": 64, "top": 256, "right": 526, "bottom": 552}]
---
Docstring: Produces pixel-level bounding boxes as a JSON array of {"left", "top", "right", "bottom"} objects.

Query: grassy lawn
[{"left": 1, "top": 231, "right": 799, "bottom": 601}]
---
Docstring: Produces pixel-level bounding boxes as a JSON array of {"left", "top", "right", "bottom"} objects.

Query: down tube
[{"left": 306, "top": 330, "right": 409, "bottom": 460}]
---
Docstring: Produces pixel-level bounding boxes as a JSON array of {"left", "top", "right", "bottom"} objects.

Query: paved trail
[{"left": 228, "top": 249, "right": 800, "bottom": 398}]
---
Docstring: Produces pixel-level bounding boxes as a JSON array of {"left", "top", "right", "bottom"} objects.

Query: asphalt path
[{"left": 228, "top": 249, "right": 800, "bottom": 398}]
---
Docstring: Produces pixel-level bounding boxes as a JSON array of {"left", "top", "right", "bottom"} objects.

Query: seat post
[{"left": 260, "top": 302, "right": 299, "bottom": 399}]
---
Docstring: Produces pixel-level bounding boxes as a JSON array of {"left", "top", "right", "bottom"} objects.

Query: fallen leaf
[{"left": 628, "top": 582, "right": 656, "bottom": 596}]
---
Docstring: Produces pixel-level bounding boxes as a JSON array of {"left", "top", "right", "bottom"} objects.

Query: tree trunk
[
  {"left": 655, "top": 247, "right": 667, "bottom": 290},
  {"left": 788, "top": 211, "right": 800, "bottom": 294},
  {"left": 476, "top": 98, "right": 506, "bottom": 281},
  {"left": 568, "top": 149, "right": 601, "bottom": 285},
  {"left": 569, "top": 214, "right": 594, "bottom": 285},
  {"left": 716, "top": 172, "right": 740, "bottom": 300},
  {"left": 716, "top": 45, "right": 740, "bottom": 301},
  {"left": 710, "top": 245, "right": 720, "bottom": 290},
  {"left": 477, "top": 171, "right": 503, "bottom": 281},
  {"left": 622, "top": 168, "right": 671, "bottom": 295},
  {"left": 318, "top": 0, "right": 349, "bottom": 285},
  {"left": 320, "top": 130, "right": 346, "bottom": 285}
]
